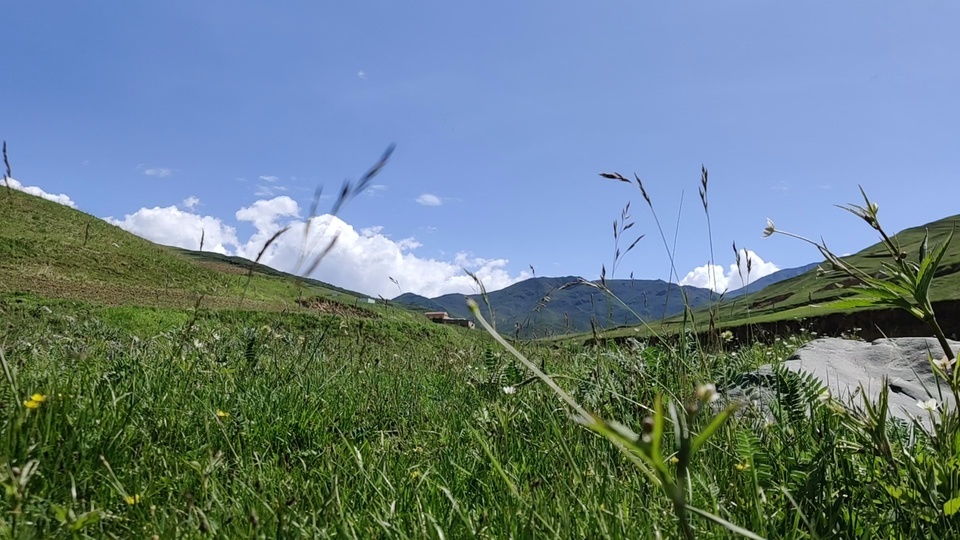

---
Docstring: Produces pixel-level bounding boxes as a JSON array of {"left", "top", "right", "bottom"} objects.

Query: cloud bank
[
  {"left": 106, "top": 195, "right": 530, "bottom": 298},
  {"left": 679, "top": 249, "right": 779, "bottom": 293}
]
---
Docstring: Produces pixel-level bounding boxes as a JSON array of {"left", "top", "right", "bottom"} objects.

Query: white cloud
[
  {"left": 5, "top": 177, "right": 76, "bottom": 208},
  {"left": 144, "top": 168, "right": 172, "bottom": 178},
  {"left": 235, "top": 196, "right": 300, "bottom": 231},
  {"left": 254, "top": 185, "right": 275, "bottom": 197},
  {"left": 108, "top": 194, "right": 528, "bottom": 298},
  {"left": 182, "top": 196, "right": 200, "bottom": 209},
  {"left": 357, "top": 70, "right": 367, "bottom": 80},
  {"left": 415, "top": 193, "right": 443, "bottom": 206},
  {"left": 259, "top": 175, "right": 280, "bottom": 183},
  {"left": 679, "top": 249, "right": 780, "bottom": 293}
]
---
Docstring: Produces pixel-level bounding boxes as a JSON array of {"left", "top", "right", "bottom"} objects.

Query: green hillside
[
  {"left": 598, "top": 213, "right": 960, "bottom": 340},
  {"left": 0, "top": 188, "right": 394, "bottom": 317}
]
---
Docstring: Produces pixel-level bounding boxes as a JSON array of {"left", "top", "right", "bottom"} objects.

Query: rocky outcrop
[{"left": 724, "top": 337, "right": 959, "bottom": 422}]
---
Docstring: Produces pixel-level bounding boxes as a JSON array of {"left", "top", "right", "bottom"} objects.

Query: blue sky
[{"left": 5, "top": 1, "right": 959, "bottom": 298}]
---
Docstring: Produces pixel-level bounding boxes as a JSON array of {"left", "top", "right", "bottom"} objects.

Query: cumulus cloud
[
  {"left": 415, "top": 193, "right": 443, "bottom": 206},
  {"left": 182, "top": 196, "right": 200, "bottom": 209},
  {"left": 108, "top": 195, "right": 528, "bottom": 298},
  {"left": 105, "top": 205, "right": 238, "bottom": 254},
  {"left": 144, "top": 168, "right": 172, "bottom": 178},
  {"left": 5, "top": 177, "right": 76, "bottom": 207},
  {"left": 679, "top": 249, "right": 780, "bottom": 293}
]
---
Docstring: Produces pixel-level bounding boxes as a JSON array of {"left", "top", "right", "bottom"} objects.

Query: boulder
[{"left": 724, "top": 337, "right": 959, "bottom": 422}]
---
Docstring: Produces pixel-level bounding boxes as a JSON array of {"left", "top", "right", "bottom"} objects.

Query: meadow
[{"left": 3, "top": 170, "right": 960, "bottom": 538}]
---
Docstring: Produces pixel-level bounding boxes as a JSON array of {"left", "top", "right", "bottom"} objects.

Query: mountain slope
[
  {"left": 0, "top": 188, "right": 383, "bottom": 314},
  {"left": 724, "top": 262, "right": 821, "bottom": 300},
  {"left": 396, "top": 275, "right": 716, "bottom": 337},
  {"left": 596, "top": 213, "right": 960, "bottom": 340}
]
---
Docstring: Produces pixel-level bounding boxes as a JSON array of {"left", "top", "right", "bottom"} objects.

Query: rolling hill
[
  {"left": 0, "top": 187, "right": 395, "bottom": 317},
  {"left": 395, "top": 275, "right": 718, "bottom": 338}
]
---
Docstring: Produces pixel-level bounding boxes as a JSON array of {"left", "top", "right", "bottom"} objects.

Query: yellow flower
[
  {"left": 735, "top": 462, "right": 750, "bottom": 472},
  {"left": 125, "top": 494, "right": 141, "bottom": 505},
  {"left": 669, "top": 456, "right": 679, "bottom": 464},
  {"left": 23, "top": 399, "right": 40, "bottom": 409},
  {"left": 216, "top": 410, "right": 230, "bottom": 418},
  {"left": 31, "top": 393, "right": 47, "bottom": 403}
]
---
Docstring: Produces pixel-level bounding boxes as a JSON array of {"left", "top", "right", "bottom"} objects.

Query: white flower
[
  {"left": 933, "top": 356, "right": 956, "bottom": 373},
  {"left": 763, "top": 218, "right": 776, "bottom": 238},
  {"left": 502, "top": 386, "right": 516, "bottom": 395},
  {"left": 695, "top": 384, "right": 719, "bottom": 403},
  {"left": 917, "top": 399, "right": 938, "bottom": 412}
]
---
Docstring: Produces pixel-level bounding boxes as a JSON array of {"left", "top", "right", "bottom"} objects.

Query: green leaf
[
  {"left": 651, "top": 395, "right": 665, "bottom": 464},
  {"left": 944, "top": 496, "right": 960, "bottom": 516},
  {"left": 916, "top": 229, "right": 953, "bottom": 303},
  {"left": 686, "top": 505, "right": 767, "bottom": 540},
  {"left": 691, "top": 404, "right": 737, "bottom": 455}
]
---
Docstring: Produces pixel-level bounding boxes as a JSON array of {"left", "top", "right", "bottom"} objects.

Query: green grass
[
  {"left": 3, "top": 295, "right": 960, "bottom": 538},
  {"left": 4, "top": 181, "right": 960, "bottom": 537}
]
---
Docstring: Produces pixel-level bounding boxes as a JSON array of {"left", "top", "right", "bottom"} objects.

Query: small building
[{"left": 423, "top": 311, "right": 474, "bottom": 329}]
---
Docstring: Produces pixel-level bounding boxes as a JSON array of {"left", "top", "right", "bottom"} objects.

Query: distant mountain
[
  {"left": 395, "top": 276, "right": 716, "bottom": 338},
  {"left": 724, "top": 262, "right": 821, "bottom": 300}
]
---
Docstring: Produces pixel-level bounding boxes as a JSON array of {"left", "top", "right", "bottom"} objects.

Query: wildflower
[
  {"left": 669, "top": 456, "right": 679, "bottom": 464},
  {"left": 216, "top": 410, "right": 230, "bottom": 418},
  {"left": 695, "top": 384, "right": 719, "bottom": 403},
  {"left": 735, "top": 462, "right": 750, "bottom": 472},
  {"left": 762, "top": 218, "right": 776, "bottom": 238},
  {"left": 23, "top": 393, "right": 47, "bottom": 409},
  {"left": 193, "top": 339, "right": 204, "bottom": 350},
  {"left": 933, "top": 356, "right": 956, "bottom": 374},
  {"left": 125, "top": 494, "right": 141, "bottom": 505},
  {"left": 502, "top": 386, "right": 516, "bottom": 395},
  {"left": 720, "top": 330, "right": 734, "bottom": 343},
  {"left": 917, "top": 399, "right": 938, "bottom": 412}
]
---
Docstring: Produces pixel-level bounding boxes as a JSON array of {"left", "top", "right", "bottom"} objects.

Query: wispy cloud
[
  {"left": 415, "top": 193, "right": 443, "bottom": 206},
  {"left": 365, "top": 184, "right": 388, "bottom": 197},
  {"left": 144, "top": 168, "right": 172, "bottom": 178},
  {"left": 259, "top": 175, "right": 280, "bottom": 183},
  {"left": 357, "top": 70, "right": 367, "bottom": 80}
]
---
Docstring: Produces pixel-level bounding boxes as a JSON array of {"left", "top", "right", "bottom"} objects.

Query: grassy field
[
  {"left": 5, "top": 293, "right": 960, "bottom": 538},
  {"left": 4, "top": 188, "right": 960, "bottom": 537}
]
